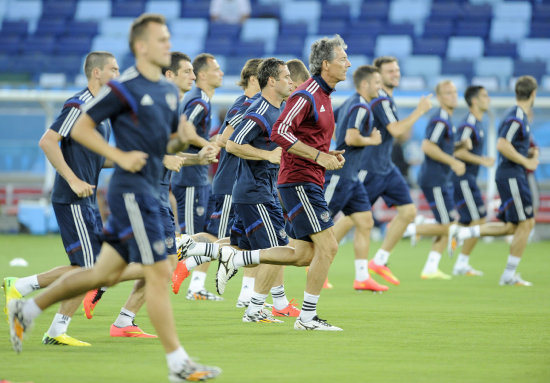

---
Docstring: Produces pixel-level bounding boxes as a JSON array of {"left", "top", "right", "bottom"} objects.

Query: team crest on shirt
[
  {"left": 320, "top": 211, "right": 330, "bottom": 223},
  {"left": 196, "top": 206, "right": 205, "bottom": 216},
  {"left": 279, "top": 229, "right": 287, "bottom": 239},
  {"left": 525, "top": 206, "right": 533, "bottom": 215},
  {"left": 153, "top": 240, "right": 166, "bottom": 255},
  {"left": 165, "top": 236, "right": 174, "bottom": 249},
  {"left": 166, "top": 93, "right": 178, "bottom": 111}
]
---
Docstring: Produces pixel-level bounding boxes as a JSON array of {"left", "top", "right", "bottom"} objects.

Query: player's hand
[
  {"left": 416, "top": 94, "right": 433, "bottom": 115},
  {"left": 318, "top": 151, "right": 344, "bottom": 170},
  {"left": 267, "top": 146, "right": 282, "bottom": 164},
  {"left": 482, "top": 156, "right": 495, "bottom": 167},
  {"left": 369, "top": 128, "right": 382, "bottom": 146},
  {"left": 451, "top": 159, "right": 466, "bottom": 176},
  {"left": 198, "top": 145, "right": 219, "bottom": 164},
  {"left": 524, "top": 157, "right": 539, "bottom": 171},
  {"left": 163, "top": 154, "right": 185, "bottom": 172},
  {"left": 69, "top": 178, "right": 96, "bottom": 198},
  {"left": 117, "top": 151, "right": 148, "bottom": 173},
  {"left": 329, "top": 149, "right": 346, "bottom": 167},
  {"left": 527, "top": 147, "right": 539, "bottom": 159}
]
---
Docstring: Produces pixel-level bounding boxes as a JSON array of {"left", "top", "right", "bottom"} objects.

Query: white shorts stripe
[
  {"left": 433, "top": 186, "right": 450, "bottom": 224},
  {"left": 460, "top": 179, "right": 480, "bottom": 221},
  {"left": 324, "top": 175, "right": 340, "bottom": 206},
  {"left": 218, "top": 194, "right": 232, "bottom": 239},
  {"left": 123, "top": 193, "right": 155, "bottom": 265},
  {"left": 509, "top": 178, "right": 526, "bottom": 221},
  {"left": 70, "top": 204, "right": 94, "bottom": 268},
  {"left": 357, "top": 170, "right": 368, "bottom": 183},
  {"left": 296, "top": 185, "right": 322, "bottom": 233},
  {"left": 185, "top": 187, "right": 195, "bottom": 234},
  {"left": 256, "top": 204, "right": 278, "bottom": 248}
]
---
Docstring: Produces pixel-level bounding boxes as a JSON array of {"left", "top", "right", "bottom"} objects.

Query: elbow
[
  {"left": 496, "top": 138, "right": 506, "bottom": 153},
  {"left": 421, "top": 139, "right": 430, "bottom": 154}
]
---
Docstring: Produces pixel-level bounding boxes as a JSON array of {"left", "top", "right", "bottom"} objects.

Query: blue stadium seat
[
  {"left": 441, "top": 59, "right": 474, "bottom": 79},
  {"left": 67, "top": 21, "right": 99, "bottom": 38},
  {"left": 345, "top": 36, "right": 375, "bottom": 56},
  {"left": 205, "top": 37, "right": 234, "bottom": 56},
  {"left": 75, "top": 0, "right": 111, "bottom": 21},
  {"left": 389, "top": 0, "right": 430, "bottom": 25},
  {"left": 413, "top": 38, "right": 447, "bottom": 56},
  {"left": 384, "top": 23, "right": 415, "bottom": 37},
  {"left": 447, "top": 37, "right": 484, "bottom": 60},
  {"left": 170, "top": 38, "right": 203, "bottom": 58},
  {"left": 460, "top": 3, "right": 492, "bottom": 22},
  {"left": 347, "top": 20, "right": 383, "bottom": 38},
  {"left": 274, "top": 37, "right": 304, "bottom": 57},
  {"left": 428, "top": 74, "right": 467, "bottom": 92},
  {"left": 145, "top": 1, "right": 181, "bottom": 21},
  {"left": 100, "top": 18, "right": 135, "bottom": 37},
  {"left": 429, "top": 2, "right": 463, "bottom": 21},
  {"left": 484, "top": 41, "right": 516, "bottom": 58},
  {"left": 279, "top": 23, "right": 308, "bottom": 39},
  {"left": 55, "top": 36, "right": 93, "bottom": 55},
  {"left": 347, "top": 54, "right": 369, "bottom": 77},
  {"left": 41, "top": 0, "right": 76, "bottom": 20},
  {"left": 317, "top": 20, "right": 347, "bottom": 36},
  {"left": 402, "top": 55, "right": 442, "bottom": 79},
  {"left": 375, "top": 35, "right": 413, "bottom": 59},
  {"left": 281, "top": 2, "right": 321, "bottom": 34},
  {"left": 170, "top": 19, "right": 208, "bottom": 43},
  {"left": 238, "top": 41, "right": 265, "bottom": 57},
  {"left": 490, "top": 20, "right": 529, "bottom": 43},
  {"left": 530, "top": 22, "right": 550, "bottom": 38},
  {"left": 47, "top": 54, "right": 83, "bottom": 76},
  {"left": 24, "top": 35, "right": 56, "bottom": 54},
  {"left": 326, "top": 0, "right": 363, "bottom": 19},
  {"left": 1, "top": 20, "right": 28, "bottom": 36},
  {"left": 91, "top": 35, "right": 130, "bottom": 59},
  {"left": 181, "top": 0, "right": 210, "bottom": 18},
  {"left": 532, "top": 4, "right": 550, "bottom": 23},
  {"left": 493, "top": 1, "right": 531, "bottom": 21},
  {"left": 224, "top": 56, "right": 248, "bottom": 76},
  {"left": 320, "top": 4, "right": 351, "bottom": 21},
  {"left": 454, "top": 21, "right": 489, "bottom": 39},
  {"left": 422, "top": 21, "right": 454, "bottom": 39},
  {"left": 474, "top": 57, "right": 513, "bottom": 87},
  {"left": 5, "top": 0, "right": 42, "bottom": 22},
  {"left": 0, "top": 35, "right": 21, "bottom": 54},
  {"left": 111, "top": 0, "right": 145, "bottom": 18},
  {"left": 241, "top": 18, "right": 278, "bottom": 54},
  {"left": 35, "top": 19, "right": 67, "bottom": 37},
  {"left": 12, "top": 53, "right": 49, "bottom": 74},
  {"left": 209, "top": 23, "right": 241, "bottom": 39},
  {"left": 359, "top": 2, "right": 389, "bottom": 21},
  {"left": 251, "top": 4, "right": 280, "bottom": 19},
  {"left": 514, "top": 60, "right": 546, "bottom": 82},
  {"left": 471, "top": 76, "right": 499, "bottom": 92},
  {"left": 517, "top": 39, "right": 550, "bottom": 62}
]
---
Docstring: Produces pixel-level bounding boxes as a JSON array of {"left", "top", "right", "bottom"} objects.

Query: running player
[
  {"left": 7, "top": 14, "right": 221, "bottom": 381},
  {"left": 449, "top": 76, "right": 539, "bottom": 286},
  {"left": 451, "top": 85, "right": 494, "bottom": 276}
]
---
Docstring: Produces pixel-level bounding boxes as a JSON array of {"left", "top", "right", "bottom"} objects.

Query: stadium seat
[
  {"left": 347, "top": 54, "right": 369, "bottom": 79},
  {"left": 111, "top": 1, "right": 146, "bottom": 18},
  {"left": 241, "top": 18, "right": 278, "bottom": 54},
  {"left": 55, "top": 36, "right": 93, "bottom": 55},
  {"left": 389, "top": 0, "right": 430, "bottom": 25},
  {"left": 359, "top": 2, "right": 389, "bottom": 21},
  {"left": 5, "top": 0, "right": 42, "bottom": 22},
  {"left": 428, "top": 74, "right": 467, "bottom": 92},
  {"left": 447, "top": 36, "right": 484, "bottom": 60},
  {"left": 513, "top": 60, "right": 546, "bottom": 82},
  {"left": 209, "top": 23, "right": 241, "bottom": 39},
  {"left": 474, "top": 56, "right": 513, "bottom": 87},
  {"left": 541, "top": 75, "right": 550, "bottom": 92},
  {"left": 471, "top": 76, "right": 499, "bottom": 92},
  {"left": 399, "top": 76, "right": 426, "bottom": 91},
  {"left": 274, "top": 37, "right": 304, "bottom": 57},
  {"left": 384, "top": 23, "right": 415, "bottom": 37},
  {"left": 238, "top": 41, "right": 266, "bottom": 57},
  {"left": 493, "top": 1, "right": 531, "bottom": 21},
  {"left": 530, "top": 22, "right": 550, "bottom": 39},
  {"left": 429, "top": 2, "right": 463, "bottom": 21},
  {"left": 181, "top": 0, "right": 211, "bottom": 19},
  {"left": 0, "top": 35, "right": 21, "bottom": 54},
  {"left": 326, "top": 0, "right": 363, "bottom": 19},
  {"left": 422, "top": 21, "right": 454, "bottom": 39},
  {"left": 517, "top": 39, "right": 550, "bottom": 62},
  {"left": 532, "top": 4, "right": 550, "bottom": 23},
  {"left": 145, "top": 1, "right": 181, "bottom": 21},
  {"left": 279, "top": 22, "right": 308, "bottom": 40},
  {"left": 320, "top": 4, "right": 351, "bottom": 21},
  {"left": 35, "top": 19, "right": 67, "bottom": 37},
  {"left": 402, "top": 55, "right": 442, "bottom": 79},
  {"left": 347, "top": 19, "right": 383, "bottom": 38},
  {"left": 345, "top": 36, "right": 375, "bottom": 57},
  {"left": 47, "top": 54, "right": 83, "bottom": 76},
  {"left": 91, "top": 35, "right": 130, "bottom": 59},
  {"left": 442, "top": 59, "right": 474, "bottom": 79},
  {"left": 484, "top": 41, "right": 516, "bottom": 58},
  {"left": 41, "top": 1, "right": 76, "bottom": 20},
  {"left": 281, "top": 2, "right": 321, "bottom": 34},
  {"left": 24, "top": 35, "right": 56, "bottom": 54},
  {"left": 67, "top": 21, "right": 98, "bottom": 38},
  {"left": 454, "top": 21, "right": 489, "bottom": 39},
  {"left": 170, "top": 38, "right": 203, "bottom": 58},
  {"left": 39, "top": 73, "right": 67, "bottom": 89},
  {"left": 460, "top": 3, "right": 492, "bottom": 22},
  {"left": 317, "top": 20, "right": 347, "bottom": 36},
  {"left": 170, "top": 18, "right": 208, "bottom": 43},
  {"left": 1, "top": 20, "right": 28, "bottom": 36},
  {"left": 75, "top": 0, "right": 111, "bottom": 21},
  {"left": 413, "top": 38, "right": 447, "bottom": 56},
  {"left": 205, "top": 37, "right": 234, "bottom": 56},
  {"left": 490, "top": 20, "right": 529, "bottom": 43},
  {"left": 100, "top": 18, "right": 135, "bottom": 38},
  {"left": 251, "top": 4, "right": 280, "bottom": 19},
  {"left": 375, "top": 35, "right": 413, "bottom": 59}
]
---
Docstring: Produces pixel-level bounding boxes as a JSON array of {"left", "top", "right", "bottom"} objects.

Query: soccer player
[
  {"left": 3, "top": 51, "right": 121, "bottom": 346},
  {"left": 226, "top": 57, "right": 294, "bottom": 322},
  {"left": 7, "top": 14, "right": 221, "bottom": 381},
  {"left": 449, "top": 76, "right": 539, "bottom": 286},
  {"left": 353, "top": 56, "right": 432, "bottom": 285},
  {"left": 171, "top": 53, "right": 224, "bottom": 301},
  {"left": 324, "top": 65, "right": 387, "bottom": 291},
  {"left": 216, "top": 35, "right": 349, "bottom": 331},
  {"left": 451, "top": 85, "right": 494, "bottom": 276},
  {"left": 413, "top": 80, "right": 466, "bottom": 279}
]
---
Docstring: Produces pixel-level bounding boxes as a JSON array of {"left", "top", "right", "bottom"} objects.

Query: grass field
[{"left": 1, "top": 234, "right": 549, "bottom": 383}]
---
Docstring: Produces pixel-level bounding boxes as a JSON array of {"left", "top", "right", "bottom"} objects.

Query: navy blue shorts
[
  {"left": 496, "top": 176, "right": 533, "bottom": 223},
  {"left": 278, "top": 183, "right": 334, "bottom": 241},
  {"left": 52, "top": 202, "right": 102, "bottom": 268},
  {"left": 159, "top": 191, "right": 177, "bottom": 255},
  {"left": 172, "top": 184, "right": 211, "bottom": 235},
  {"left": 359, "top": 167, "right": 413, "bottom": 207},
  {"left": 102, "top": 192, "right": 167, "bottom": 265},
  {"left": 453, "top": 176, "right": 487, "bottom": 225},
  {"left": 229, "top": 212, "right": 251, "bottom": 250},
  {"left": 324, "top": 174, "right": 371, "bottom": 216},
  {"left": 234, "top": 200, "right": 289, "bottom": 250},
  {"left": 206, "top": 194, "right": 234, "bottom": 239},
  {"left": 421, "top": 185, "right": 457, "bottom": 224}
]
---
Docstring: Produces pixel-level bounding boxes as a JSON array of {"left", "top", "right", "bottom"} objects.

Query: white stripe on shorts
[
  {"left": 357, "top": 169, "right": 368, "bottom": 183},
  {"left": 296, "top": 185, "right": 322, "bottom": 233},
  {"left": 509, "top": 178, "right": 526, "bottom": 221},
  {"left": 218, "top": 194, "right": 232, "bottom": 239},
  {"left": 185, "top": 186, "right": 195, "bottom": 234},
  {"left": 433, "top": 186, "right": 450, "bottom": 224},
  {"left": 460, "top": 179, "right": 480, "bottom": 221},
  {"left": 123, "top": 193, "right": 154, "bottom": 265},
  {"left": 70, "top": 204, "right": 94, "bottom": 268},
  {"left": 324, "top": 175, "right": 340, "bottom": 206},
  {"left": 256, "top": 203, "right": 278, "bottom": 248}
]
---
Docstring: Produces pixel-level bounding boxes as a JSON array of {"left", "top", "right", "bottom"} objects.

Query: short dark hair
[
  {"left": 353, "top": 65, "right": 379, "bottom": 89},
  {"left": 515, "top": 75, "right": 537, "bottom": 101},
  {"left": 373, "top": 56, "right": 398, "bottom": 69},
  {"left": 84, "top": 51, "right": 115, "bottom": 79},
  {"left": 464, "top": 85, "right": 485, "bottom": 107},
  {"left": 257, "top": 57, "right": 286, "bottom": 89},
  {"left": 286, "top": 59, "right": 310, "bottom": 84},
  {"left": 237, "top": 58, "right": 263, "bottom": 89},
  {"left": 129, "top": 13, "right": 166, "bottom": 56},
  {"left": 162, "top": 52, "right": 191, "bottom": 75},
  {"left": 192, "top": 53, "right": 215, "bottom": 77}
]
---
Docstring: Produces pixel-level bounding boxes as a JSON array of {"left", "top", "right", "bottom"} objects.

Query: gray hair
[{"left": 309, "top": 34, "right": 347, "bottom": 76}]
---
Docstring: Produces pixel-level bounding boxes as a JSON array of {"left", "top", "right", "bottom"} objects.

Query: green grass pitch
[{"left": 1, "top": 234, "right": 549, "bottom": 383}]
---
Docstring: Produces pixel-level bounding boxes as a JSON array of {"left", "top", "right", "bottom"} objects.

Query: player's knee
[{"left": 400, "top": 204, "right": 416, "bottom": 223}]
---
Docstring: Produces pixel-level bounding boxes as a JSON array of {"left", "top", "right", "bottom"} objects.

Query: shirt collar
[{"left": 312, "top": 75, "right": 334, "bottom": 94}]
